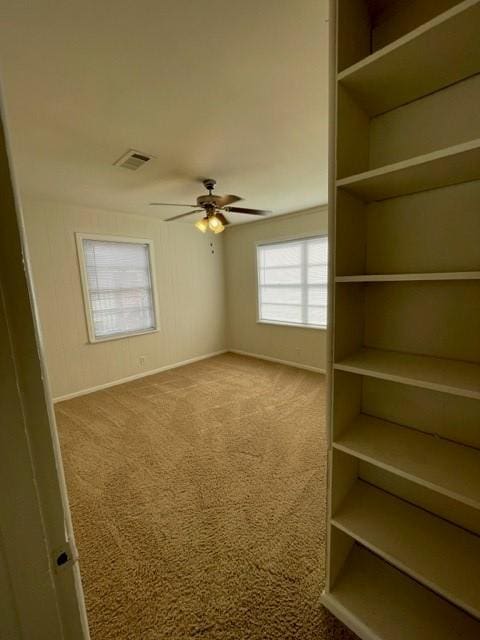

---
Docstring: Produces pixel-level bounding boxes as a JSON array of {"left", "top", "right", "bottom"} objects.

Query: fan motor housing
[{"left": 197, "top": 195, "right": 219, "bottom": 207}]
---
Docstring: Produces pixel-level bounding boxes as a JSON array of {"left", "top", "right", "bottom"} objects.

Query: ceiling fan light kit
[
  {"left": 194, "top": 218, "right": 209, "bottom": 233},
  {"left": 194, "top": 213, "right": 225, "bottom": 234},
  {"left": 208, "top": 215, "right": 224, "bottom": 233},
  {"left": 150, "top": 178, "right": 270, "bottom": 233}
]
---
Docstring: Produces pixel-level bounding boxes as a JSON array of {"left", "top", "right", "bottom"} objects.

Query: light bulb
[
  {"left": 208, "top": 214, "right": 222, "bottom": 231},
  {"left": 213, "top": 222, "right": 225, "bottom": 234},
  {"left": 195, "top": 217, "right": 209, "bottom": 233}
]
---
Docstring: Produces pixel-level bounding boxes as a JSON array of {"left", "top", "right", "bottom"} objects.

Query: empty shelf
[
  {"left": 332, "top": 481, "right": 480, "bottom": 617},
  {"left": 321, "top": 545, "right": 480, "bottom": 640},
  {"left": 336, "top": 139, "right": 480, "bottom": 202},
  {"left": 334, "top": 348, "right": 480, "bottom": 399},
  {"left": 338, "top": 0, "right": 480, "bottom": 116},
  {"left": 335, "top": 272, "right": 480, "bottom": 283},
  {"left": 333, "top": 414, "right": 480, "bottom": 510}
]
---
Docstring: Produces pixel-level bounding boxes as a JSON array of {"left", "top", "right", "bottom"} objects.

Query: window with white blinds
[
  {"left": 257, "top": 236, "right": 328, "bottom": 328},
  {"left": 77, "top": 235, "right": 157, "bottom": 342}
]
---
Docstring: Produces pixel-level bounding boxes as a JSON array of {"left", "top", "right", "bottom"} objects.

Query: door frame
[{"left": 0, "top": 87, "right": 89, "bottom": 638}]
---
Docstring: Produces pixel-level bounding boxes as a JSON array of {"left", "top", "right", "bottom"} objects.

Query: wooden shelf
[
  {"left": 333, "top": 414, "right": 480, "bottom": 510},
  {"left": 336, "top": 272, "right": 480, "bottom": 283},
  {"left": 321, "top": 545, "right": 480, "bottom": 640},
  {"left": 332, "top": 481, "right": 480, "bottom": 617},
  {"left": 334, "top": 348, "right": 480, "bottom": 400},
  {"left": 338, "top": 0, "right": 480, "bottom": 116},
  {"left": 336, "top": 139, "right": 480, "bottom": 202}
]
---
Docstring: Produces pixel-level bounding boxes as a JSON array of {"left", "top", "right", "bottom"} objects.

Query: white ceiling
[{"left": 0, "top": 0, "right": 329, "bottom": 224}]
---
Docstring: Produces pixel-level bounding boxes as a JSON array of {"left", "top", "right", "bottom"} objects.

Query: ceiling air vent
[{"left": 114, "top": 149, "right": 154, "bottom": 170}]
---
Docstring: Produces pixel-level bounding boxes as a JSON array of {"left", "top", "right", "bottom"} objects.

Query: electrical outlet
[{"left": 139, "top": 355, "right": 146, "bottom": 366}]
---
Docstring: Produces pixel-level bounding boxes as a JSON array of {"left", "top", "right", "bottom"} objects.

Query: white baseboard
[
  {"left": 53, "top": 350, "right": 228, "bottom": 402},
  {"left": 228, "top": 349, "right": 326, "bottom": 374},
  {"left": 54, "top": 348, "right": 324, "bottom": 402}
]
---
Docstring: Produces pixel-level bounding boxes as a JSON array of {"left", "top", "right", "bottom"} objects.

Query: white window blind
[
  {"left": 80, "top": 237, "right": 156, "bottom": 341},
  {"left": 257, "top": 236, "right": 328, "bottom": 328}
]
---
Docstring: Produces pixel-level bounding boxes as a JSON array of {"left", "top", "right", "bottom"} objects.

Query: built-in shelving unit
[
  {"left": 323, "top": 1, "right": 480, "bottom": 637},
  {"left": 334, "top": 348, "right": 480, "bottom": 400},
  {"left": 334, "top": 416, "right": 480, "bottom": 509},
  {"left": 322, "top": 546, "right": 480, "bottom": 640},
  {"left": 338, "top": 0, "right": 480, "bottom": 116},
  {"left": 336, "top": 272, "right": 480, "bottom": 282},
  {"left": 332, "top": 481, "right": 480, "bottom": 617},
  {"left": 336, "top": 139, "right": 480, "bottom": 202}
]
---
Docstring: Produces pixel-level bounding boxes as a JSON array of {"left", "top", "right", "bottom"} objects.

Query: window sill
[
  {"left": 256, "top": 320, "right": 327, "bottom": 331},
  {"left": 88, "top": 327, "right": 159, "bottom": 344}
]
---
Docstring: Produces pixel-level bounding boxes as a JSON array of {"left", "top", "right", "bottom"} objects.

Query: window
[
  {"left": 257, "top": 236, "right": 328, "bottom": 328},
  {"left": 76, "top": 234, "right": 158, "bottom": 342}
]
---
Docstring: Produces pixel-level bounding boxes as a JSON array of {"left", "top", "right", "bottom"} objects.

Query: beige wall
[
  {"left": 224, "top": 206, "right": 328, "bottom": 371},
  {"left": 23, "top": 200, "right": 227, "bottom": 399}
]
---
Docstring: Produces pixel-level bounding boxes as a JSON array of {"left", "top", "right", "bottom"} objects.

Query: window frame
[
  {"left": 75, "top": 232, "right": 160, "bottom": 344},
  {"left": 255, "top": 234, "right": 328, "bottom": 331}
]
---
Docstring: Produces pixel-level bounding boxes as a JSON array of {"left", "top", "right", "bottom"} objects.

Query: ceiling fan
[{"left": 150, "top": 178, "right": 270, "bottom": 234}]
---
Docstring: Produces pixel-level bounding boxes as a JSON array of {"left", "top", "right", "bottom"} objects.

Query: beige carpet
[{"left": 56, "top": 353, "right": 357, "bottom": 640}]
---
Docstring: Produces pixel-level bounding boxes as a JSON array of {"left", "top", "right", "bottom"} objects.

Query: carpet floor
[{"left": 56, "top": 353, "right": 357, "bottom": 640}]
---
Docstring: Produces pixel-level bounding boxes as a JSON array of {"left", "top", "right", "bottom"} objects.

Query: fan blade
[
  {"left": 164, "top": 209, "right": 204, "bottom": 222},
  {"left": 149, "top": 202, "right": 197, "bottom": 207},
  {"left": 215, "top": 212, "right": 230, "bottom": 226},
  {"left": 224, "top": 206, "right": 270, "bottom": 215},
  {"left": 214, "top": 194, "right": 242, "bottom": 207}
]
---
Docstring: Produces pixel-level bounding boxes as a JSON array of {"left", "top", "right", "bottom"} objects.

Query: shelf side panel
[
  {"left": 337, "top": 0, "right": 371, "bottom": 71},
  {"left": 335, "top": 189, "right": 366, "bottom": 277}
]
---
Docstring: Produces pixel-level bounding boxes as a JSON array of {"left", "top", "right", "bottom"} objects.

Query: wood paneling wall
[
  {"left": 23, "top": 200, "right": 227, "bottom": 398},
  {"left": 224, "top": 206, "right": 328, "bottom": 371}
]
